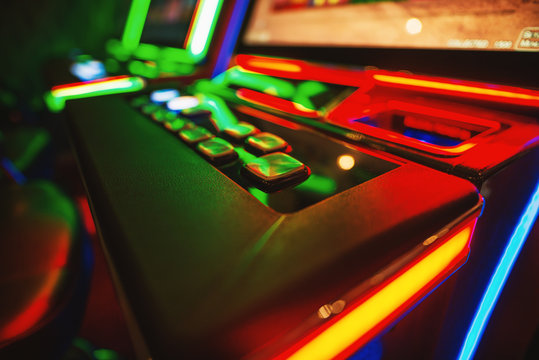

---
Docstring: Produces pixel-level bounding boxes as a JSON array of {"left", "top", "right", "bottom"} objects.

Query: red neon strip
[
  {"left": 51, "top": 75, "right": 131, "bottom": 91},
  {"left": 235, "top": 55, "right": 374, "bottom": 89},
  {"left": 236, "top": 88, "right": 320, "bottom": 118},
  {"left": 371, "top": 71, "right": 539, "bottom": 107}
]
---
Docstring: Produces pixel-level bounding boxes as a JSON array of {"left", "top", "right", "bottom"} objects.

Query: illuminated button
[
  {"left": 223, "top": 122, "right": 259, "bottom": 141},
  {"left": 141, "top": 103, "right": 160, "bottom": 115},
  {"left": 243, "top": 152, "right": 309, "bottom": 191},
  {"left": 179, "top": 126, "right": 214, "bottom": 145},
  {"left": 197, "top": 138, "right": 238, "bottom": 164},
  {"left": 164, "top": 118, "right": 191, "bottom": 132},
  {"left": 131, "top": 95, "right": 149, "bottom": 107},
  {"left": 166, "top": 96, "right": 199, "bottom": 111},
  {"left": 245, "top": 132, "right": 288, "bottom": 155},
  {"left": 151, "top": 108, "right": 177, "bottom": 122},
  {"left": 150, "top": 89, "right": 179, "bottom": 103}
]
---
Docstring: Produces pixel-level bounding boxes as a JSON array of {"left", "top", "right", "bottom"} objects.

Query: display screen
[
  {"left": 243, "top": 0, "right": 539, "bottom": 51},
  {"left": 140, "top": 0, "right": 198, "bottom": 48}
]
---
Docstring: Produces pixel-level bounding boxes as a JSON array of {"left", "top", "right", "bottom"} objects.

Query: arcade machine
[{"left": 61, "top": 0, "right": 539, "bottom": 359}]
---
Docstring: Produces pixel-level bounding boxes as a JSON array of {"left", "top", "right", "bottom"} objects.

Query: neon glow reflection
[{"left": 457, "top": 181, "right": 539, "bottom": 360}]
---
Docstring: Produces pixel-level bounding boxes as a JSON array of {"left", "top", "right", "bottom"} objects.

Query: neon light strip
[
  {"left": 236, "top": 55, "right": 374, "bottom": 88},
  {"left": 50, "top": 77, "right": 144, "bottom": 98},
  {"left": 46, "top": 76, "right": 145, "bottom": 112},
  {"left": 121, "top": 0, "right": 151, "bottom": 51},
  {"left": 283, "top": 224, "right": 475, "bottom": 360},
  {"left": 373, "top": 74, "right": 539, "bottom": 107},
  {"left": 457, "top": 181, "right": 539, "bottom": 360},
  {"left": 186, "top": 0, "right": 223, "bottom": 59}
]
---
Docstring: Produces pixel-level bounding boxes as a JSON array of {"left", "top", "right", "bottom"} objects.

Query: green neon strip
[
  {"left": 186, "top": 0, "right": 224, "bottom": 60},
  {"left": 214, "top": 67, "right": 296, "bottom": 99},
  {"left": 45, "top": 77, "right": 145, "bottom": 112},
  {"left": 122, "top": 0, "right": 151, "bottom": 51}
]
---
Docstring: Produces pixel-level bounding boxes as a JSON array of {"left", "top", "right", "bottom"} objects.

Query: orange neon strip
[
  {"left": 246, "top": 60, "right": 302, "bottom": 73},
  {"left": 372, "top": 74, "right": 539, "bottom": 107},
  {"left": 281, "top": 222, "right": 476, "bottom": 360}
]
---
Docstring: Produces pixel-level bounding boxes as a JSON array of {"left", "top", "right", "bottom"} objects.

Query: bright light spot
[
  {"left": 337, "top": 155, "right": 355, "bottom": 170},
  {"left": 406, "top": 18, "right": 422, "bottom": 35},
  {"left": 166, "top": 96, "right": 200, "bottom": 111},
  {"left": 70, "top": 60, "right": 106, "bottom": 81},
  {"left": 150, "top": 89, "right": 179, "bottom": 103}
]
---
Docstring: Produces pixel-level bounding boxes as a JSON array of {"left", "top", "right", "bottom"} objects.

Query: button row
[{"left": 133, "top": 92, "right": 310, "bottom": 192}]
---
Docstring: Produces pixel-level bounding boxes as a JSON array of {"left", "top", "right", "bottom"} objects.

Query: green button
[
  {"left": 151, "top": 108, "right": 177, "bottom": 122},
  {"left": 179, "top": 126, "right": 214, "bottom": 144},
  {"left": 246, "top": 132, "right": 288, "bottom": 154},
  {"left": 164, "top": 118, "right": 192, "bottom": 132},
  {"left": 141, "top": 103, "right": 160, "bottom": 115},
  {"left": 197, "top": 138, "right": 236, "bottom": 161},
  {"left": 245, "top": 152, "right": 305, "bottom": 182},
  {"left": 224, "top": 122, "right": 258, "bottom": 141}
]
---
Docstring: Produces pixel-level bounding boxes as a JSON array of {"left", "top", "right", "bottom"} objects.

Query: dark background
[{"left": 0, "top": 0, "right": 130, "bottom": 108}]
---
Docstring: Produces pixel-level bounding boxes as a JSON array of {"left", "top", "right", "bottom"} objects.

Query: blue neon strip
[
  {"left": 211, "top": 0, "right": 250, "bottom": 78},
  {"left": 457, "top": 180, "right": 539, "bottom": 360},
  {"left": 1, "top": 157, "right": 27, "bottom": 184}
]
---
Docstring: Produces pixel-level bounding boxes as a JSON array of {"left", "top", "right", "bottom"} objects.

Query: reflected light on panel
[{"left": 337, "top": 155, "right": 355, "bottom": 170}]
